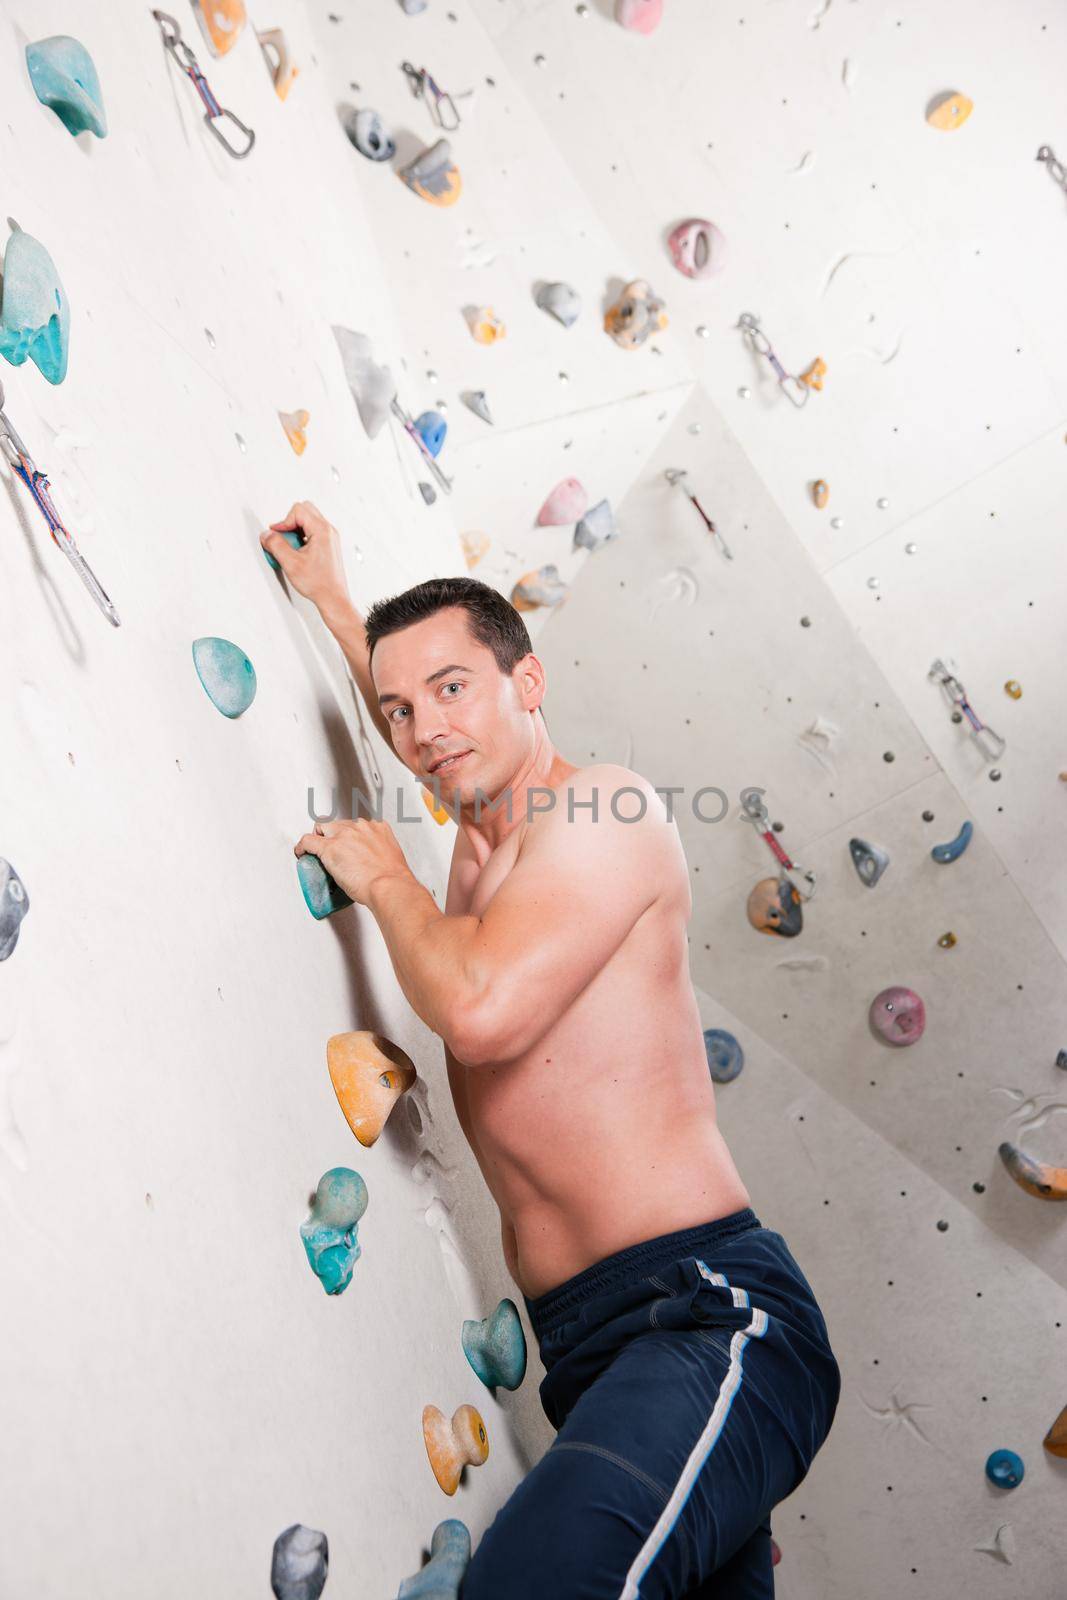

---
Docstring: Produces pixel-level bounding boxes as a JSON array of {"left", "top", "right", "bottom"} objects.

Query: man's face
[{"left": 372, "top": 609, "right": 535, "bottom": 800}]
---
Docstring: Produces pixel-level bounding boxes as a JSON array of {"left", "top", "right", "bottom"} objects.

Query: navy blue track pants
[{"left": 460, "top": 1207, "right": 841, "bottom": 1598}]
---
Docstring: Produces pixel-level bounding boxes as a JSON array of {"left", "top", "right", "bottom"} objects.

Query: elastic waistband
[{"left": 523, "top": 1208, "right": 761, "bottom": 1340}]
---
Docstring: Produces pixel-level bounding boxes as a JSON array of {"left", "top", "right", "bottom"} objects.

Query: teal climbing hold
[
  {"left": 462, "top": 1299, "right": 527, "bottom": 1390},
  {"left": 703, "top": 1028, "right": 744, "bottom": 1084},
  {"left": 25, "top": 36, "right": 108, "bottom": 139},
  {"left": 398, "top": 1520, "right": 471, "bottom": 1600},
  {"left": 297, "top": 854, "right": 354, "bottom": 919},
  {"left": 263, "top": 529, "right": 304, "bottom": 572},
  {"left": 984, "top": 1448, "right": 1024, "bottom": 1489},
  {"left": 301, "top": 1167, "right": 369, "bottom": 1295},
  {"left": 191, "top": 637, "right": 257, "bottom": 717},
  {"left": 0, "top": 227, "right": 70, "bottom": 385}
]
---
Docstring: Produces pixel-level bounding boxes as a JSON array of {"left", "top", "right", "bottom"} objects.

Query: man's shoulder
[{"left": 553, "top": 763, "right": 668, "bottom": 816}]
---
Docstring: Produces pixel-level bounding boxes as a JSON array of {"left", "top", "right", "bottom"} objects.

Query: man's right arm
[{"left": 260, "top": 501, "right": 395, "bottom": 749}]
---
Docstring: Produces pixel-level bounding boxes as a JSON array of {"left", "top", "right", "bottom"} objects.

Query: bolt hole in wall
[{"left": 3, "top": 3, "right": 1067, "bottom": 1599}]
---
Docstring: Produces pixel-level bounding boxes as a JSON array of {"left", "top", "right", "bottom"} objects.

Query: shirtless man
[{"left": 264, "top": 503, "right": 841, "bottom": 1599}]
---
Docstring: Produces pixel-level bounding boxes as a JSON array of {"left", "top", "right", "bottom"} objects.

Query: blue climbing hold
[
  {"left": 984, "top": 1448, "right": 1024, "bottom": 1489},
  {"left": 703, "top": 1028, "right": 744, "bottom": 1084},
  {"left": 462, "top": 1299, "right": 527, "bottom": 1390},
  {"left": 0, "top": 859, "right": 30, "bottom": 961},
  {"left": 0, "top": 226, "right": 70, "bottom": 385},
  {"left": 414, "top": 410, "right": 447, "bottom": 458},
  {"left": 849, "top": 837, "right": 890, "bottom": 887},
  {"left": 25, "top": 36, "right": 108, "bottom": 139},
  {"left": 931, "top": 820, "right": 973, "bottom": 864},
  {"left": 301, "top": 1167, "right": 369, "bottom": 1295},
  {"left": 398, "top": 1520, "right": 471, "bottom": 1600},
  {"left": 297, "top": 853, "right": 354, "bottom": 919},
  {"left": 271, "top": 1524, "right": 328, "bottom": 1600},
  {"left": 191, "top": 637, "right": 257, "bottom": 718},
  {"left": 263, "top": 529, "right": 304, "bottom": 572}
]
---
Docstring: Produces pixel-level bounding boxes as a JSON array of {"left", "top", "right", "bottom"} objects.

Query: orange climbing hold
[
  {"left": 327, "top": 1031, "right": 417, "bottom": 1148},
  {"left": 422, "top": 1404, "right": 489, "bottom": 1495}
]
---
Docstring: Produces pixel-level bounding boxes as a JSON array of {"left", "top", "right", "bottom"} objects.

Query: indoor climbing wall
[{"left": 3, "top": 0, "right": 1067, "bottom": 1597}]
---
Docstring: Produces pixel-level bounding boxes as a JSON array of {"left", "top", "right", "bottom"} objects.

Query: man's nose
[{"left": 412, "top": 703, "right": 451, "bottom": 744}]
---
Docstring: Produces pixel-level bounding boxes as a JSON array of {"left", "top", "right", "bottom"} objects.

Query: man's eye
[{"left": 443, "top": 682, "right": 462, "bottom": 695}]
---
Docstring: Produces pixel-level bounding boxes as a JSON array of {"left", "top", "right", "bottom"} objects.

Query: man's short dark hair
[{"left": 365, "top": 576, "right": 533, "bottom": 677}]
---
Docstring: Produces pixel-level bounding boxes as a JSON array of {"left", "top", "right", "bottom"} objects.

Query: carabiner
[
  {"left": 401, "top": 60, "right": 461, "bottom": 132},
  {"left": 0, "top": 377, "right": 120, "bottom": 626},
  {"left": 153, "top": 10, "right": 255, "bottom": 158},
  {"left": 738, "top": 312, "right": 810, "bottom": 409}
]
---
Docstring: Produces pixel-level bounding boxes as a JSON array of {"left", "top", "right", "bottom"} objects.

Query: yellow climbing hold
[
  {"left": 466, "top": 307, "right": 506, "bottom": 345},
  {"left": 326, "top": 1031, "right": 417, "bottom": 1148},
  {"left": 421, "top": 786, "right": 452, "bottom": 826},
  {"left": 461, "top": 532, "right": 490, "bottom": 569},
  {"left": 926, "top": 91, "right": 973, "bottom": 131},
  {"left": 799, "top": 356, "right": 827, "bottom": 392},
  {"left": 1004, "top": 679, "right": 1022, "bottom": 699},
  {"left": 279, "top": 408, "right": 310, "bottom": 454},
  {"left": 812, "top": 479, "right": 829, "bottom": 509}
]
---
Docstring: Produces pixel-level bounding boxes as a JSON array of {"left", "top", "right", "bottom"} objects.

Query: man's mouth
[{"left": 429, "top": 750, "right": 471, "bottom": 775}]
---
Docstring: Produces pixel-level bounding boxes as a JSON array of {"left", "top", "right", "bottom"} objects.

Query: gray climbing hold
[
  {"left": 573, "top": 499, "right": 617, "bottom": 553},
  {"left": 461, "top": 390, "right": 493, "bottom": 425},
  {"left": 535, "top": 281, "right": 581, "bottom": 328},
  {"left": 849, "top": 837, "right": 890, "bottom": 887},
  {"left": 271, "top": 1524, "right": 328, "bottom": 1600},
  {"left": 398, "top": 0, "right": 429, "bottom": 12},
  {"left": 511, "top": 564, "right": 569, "bottom": 610},
  {"left": 344, "top": 107, "right": 395, "bottom": 162},
  {"left": 419, "top": 481, "right": 437, "bottom": 505},
  {"left": 0, "top": 859, "right": 29, "bottom": 961},
  {"left": 332, "top": 326, "right": 394, "bottom": 438}
]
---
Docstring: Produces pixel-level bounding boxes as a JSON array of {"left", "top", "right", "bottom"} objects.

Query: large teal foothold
[
  {"left": 398, "top": 1520, "right": 471, "bottom": 1600},
  {"left": 931, "top": 820, "right": 973, "bottom": 864},
  {"left": 462, "top": 1299, "right": 527, "bottom": 1391},
  {"left": 984, "top": 1448, "right": 1024, "bottom": 1489},
  {"left": 703, "top": 1028, "right": 744, "bottom": 1084},
  {"left": 191, "top": 636, "right": 257, "bottom": 718},
  {"left": 26, "top": 36, "right": 108, "bottom": 139},
  {"left": 297, "top": 853, "right": 354, "bottom": 919},
  {"left": 0, "top": 227, "right": 70, "bottom": 385},
  {"left": 301, "top": 1167, "right": 369, "bottom": 1295},
  {"left": 264, "top": 529, "right": 304, "bottom": 572}
]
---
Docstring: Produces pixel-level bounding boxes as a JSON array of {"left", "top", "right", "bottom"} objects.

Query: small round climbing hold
[
  {"left": 905, "top": 541, "right": 918, "bottom": 554},
  {"left": 984, "top": 1449, "right": 1024, "bottom": 1489},
  {"left": 668, "top": 218, "right": 726, "bottom": 280},
  {"left": 702, "top": 1028, "right": 744, "bottom": 1083},
  {"left": 938, "top": 932, "right": 957, "bottom": 948},
  {"left": 830, "top": 515, "right": 844, "bottom": 529},
  {"left": 738, "top": 386, "right": 750, "bottom": 399},
  {"left": 615, "top": 0, "right": 663, "bottom": 34},
  {"left": 695, "top": 324, "right": 710, "bottom": 339},
  {"left": 800, "top": 615, "right": 811, "bottom": 627},
  {"left": 876, "top": 496, "right": 889, "bottom": 509},
  {"left": 867, "top": 576, "right": 880, "bottom": 589},
  {"left": 812, "top": 479, "right": 829, "bottom": 509},
  {"left": 989, "top": 769, "right": 1002, "bottom": 782},
  {"left": 926, "top": 90, "right": 973, "bottom": 131},
  {"left": 1004, "top": 679, "right": 1022, "bottom": 699},
  {"left": 192, "top": 637, "right": 257, "bottom": 718},
  {"left": 869, "top": 986, "right": 925, "bottom": 1046}
]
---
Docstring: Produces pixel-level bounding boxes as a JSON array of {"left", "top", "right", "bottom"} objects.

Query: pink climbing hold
[
  {"left": 615, "top": 0, "right": 663, "bottom": 34},
  {"left": 536, "top": 477, "right": 588, "bottom": 527}
]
